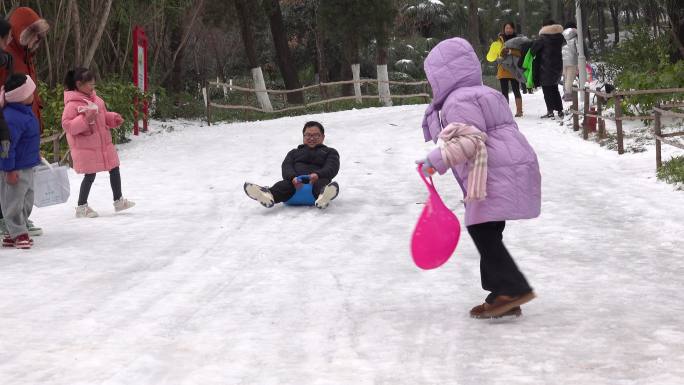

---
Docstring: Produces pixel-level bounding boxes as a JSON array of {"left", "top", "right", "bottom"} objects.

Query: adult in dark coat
[
  {"left": 244, "top": 121, "right": 340, "bottom": 209},
  {"left": 530, "top": 20, "right": 565, "bottom": 118}
]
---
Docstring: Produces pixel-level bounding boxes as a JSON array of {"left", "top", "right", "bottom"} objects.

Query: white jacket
[{"left": 562, "top": 28, "right": 579, "bottom": 67}]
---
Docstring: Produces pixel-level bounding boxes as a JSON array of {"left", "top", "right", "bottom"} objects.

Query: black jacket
[
  {"left": 0, "top": 49, "right": 12, "bottom": 145},
  {"left": 530, "top": 24, "right": 564, "bottom": 87},
  {"left": 281, "top": 144, "right": 340, "bottom": 181}
]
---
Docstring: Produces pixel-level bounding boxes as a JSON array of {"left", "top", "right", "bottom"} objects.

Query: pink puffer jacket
[{"left": 62, "top": 90, "right": 122, "bottom": 174}]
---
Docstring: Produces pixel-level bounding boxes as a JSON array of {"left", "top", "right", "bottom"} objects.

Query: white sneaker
[
  {"left": 113, "top": 198, "right": 136, "bottom": 212},
  {"left": 75, "top": 204, "right": 99, "bottom": 218},
  {"left": 243, "top": 182, "right": 275, "bottom": 208},
  {"left": 315, "top": 182, "right": 339, "bottom": 209}
]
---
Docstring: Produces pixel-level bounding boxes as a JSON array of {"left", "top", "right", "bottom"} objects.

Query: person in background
[
  {"left": 495, "top": 22, "right": 524, "bottom": 117},
  {"left": 562, "top": 21, "right": 579, "bottom": 101},
  {"left": 530, "top": 19, "right": 565, "bottom": 119}
]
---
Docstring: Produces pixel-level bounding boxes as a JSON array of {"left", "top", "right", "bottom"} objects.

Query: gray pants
[{"left": 0, "top": 169, "right": 34, "bottom": 238}]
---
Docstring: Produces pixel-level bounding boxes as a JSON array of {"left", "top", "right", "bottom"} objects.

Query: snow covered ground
[{"left": 1, "top": 92, "right": 683, "bottom": 385}]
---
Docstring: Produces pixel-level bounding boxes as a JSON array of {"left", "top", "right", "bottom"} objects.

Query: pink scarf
[{"left": 438, "top": 123, "right": 488, "bottom": 202}]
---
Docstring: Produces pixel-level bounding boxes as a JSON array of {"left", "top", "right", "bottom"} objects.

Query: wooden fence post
[
  {"left": 352, "top": 64, "right": 362, "bottom": 104},
  {"left": 615, "top": 95, "right": 625, "bottom": 154},
  {"left": 572, "top": 88, "right": 579, "bottom": 131},
  {"left": 582, "top": 87, "right": 590, "bottom": 140},
  {"left": 52, "top": 137, "right": 60, "bottom": 163},
  {"left": 654, "top": 106, "right": 662, "bottom": 170}
]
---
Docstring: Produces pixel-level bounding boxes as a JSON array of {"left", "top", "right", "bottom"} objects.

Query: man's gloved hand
[
  {"left": 292, "top": 177, "right": 303, "bottom": 189},
  {"left": 415, "top": 157, "right": 435, "bottom": 177},
  {"left": 6, "top": 170, "right": 18, "bottom": 185},
  {"left": 0, "top": 140, "right": 9, "bottom": 158}
]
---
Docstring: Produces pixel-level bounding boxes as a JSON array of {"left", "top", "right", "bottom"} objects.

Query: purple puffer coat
[{"left": 422, "top": 38, "right": 541, "bottom": 226}]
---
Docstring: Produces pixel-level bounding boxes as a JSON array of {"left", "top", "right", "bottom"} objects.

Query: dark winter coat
[
  {"left": 0, "top": 48, "right": 13, "bottom": 145},
  {"left": 281, "top": 144, "right": 340, "bottom": 181},
  {"left": 530, "top": 24, "right": 564, "bottom": 87},
  {"left": 0, "top": 103, "right": 40, "bottom": 171}
]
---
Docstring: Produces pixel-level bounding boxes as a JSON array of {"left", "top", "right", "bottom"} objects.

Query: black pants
[
  {"left": 78, "top": 167, "right": 122, "bottom": 206},
  {"left": 467, "top": 221, "right": 532, "bottom": 304},
  {"left": 269, "top": 178, "right": 330, "bottom": 203},
  {"left": 542, "top": 85, "right": 564, "bottom": 113},
  {"left": 499, "top": 79, "right": 521, "bottom": 103}
]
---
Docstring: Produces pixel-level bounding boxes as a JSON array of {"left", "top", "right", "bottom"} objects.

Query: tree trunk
[
  {"left": 160, "top": 0, "right": 206, "bottom": 85},
  {"left": 340, "top": 38, "right": 358, "bottom": 96},
  {"left": 82, "top": 0, "right": 113, "bottom": 68},
  {"left": 518, "top": 0, "right": 526, "bottom": 37},
  {"left": 233, "top": 0, "right": 258, "bottom": 68},
  {"left": 313, "top": 3, "right": 329, "bottom": 98},
  {"left": 582, "top": 6, "right": 593, "bottom": 51},
  {"left": 70, "top": 0, "right": 82, "bottom": 66},
  {"left": 468, "top": 0, "right": 480, "bottom": 55},
  {"left": 551, "top": 0, "right": 559, "bottom": 24},
  {"left": 664, "top": 1, "right": 684, "bottom": 59},
  {"left": 608, "top": 1, "right": 619, "bottom": 46},
  {"left": 262, "top": 0, "right": 304, "bottom": 104},
  {"left": 597, "top": 0, "right": 606, "bottom": 53}
]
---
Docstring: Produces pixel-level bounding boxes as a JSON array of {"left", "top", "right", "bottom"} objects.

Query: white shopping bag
[{"left": 33, "top": 160, "right": 70, "bottom": 208}]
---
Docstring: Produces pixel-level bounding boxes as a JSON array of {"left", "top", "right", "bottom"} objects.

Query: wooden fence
[
  {"left": 39, "top": 132, "right": 69, "bottom": 165},
  {"left": 654, "top": 103, "right": 684, "bottom": 170},
  {"left": 569, "top": 87, "right": 684, "bottom": 154},
  {"left": 202, "top": 77, "right": 431, "bottom": 125}
]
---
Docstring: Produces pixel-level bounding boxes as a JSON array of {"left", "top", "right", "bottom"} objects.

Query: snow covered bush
[{"left": 657, "top": 156, "right": 684, "bottom": 189}]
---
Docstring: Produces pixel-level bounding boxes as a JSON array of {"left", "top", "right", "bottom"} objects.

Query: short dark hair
[
  {"left": 0, "top": 19, "right": 10, "bottom": 38},
  {"left": 302, "top": 121, "right": 324, "bottom": 135},
  {"left": 4, "top": 73, "right": 28, "bottom": 92},
  {"left": 64, "top": 67, "right": 95, "bottom": 91}
]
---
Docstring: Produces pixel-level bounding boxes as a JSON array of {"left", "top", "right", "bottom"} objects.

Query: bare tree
[
  {"left": 82, "top": 0, "right": 113, "bottom": 67},
  {"left": 262, "top": 0, "right": 304, "bottom": 104}
]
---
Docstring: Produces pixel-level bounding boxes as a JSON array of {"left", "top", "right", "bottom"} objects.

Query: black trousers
[
  {"left": 467, "top": 221, "right": 532, "bottom": 304},
  {"left": 542, "top": 84, "right": 564, "bottom": 113},
  {"left": 499, "top": 79, "right": 521, "bottom": 103},
  {"left": 269, "top": 178, "right": 331, "bottom": 203},
  {"left": 78, "top": 167, "right": 122, "bottom": 206}
]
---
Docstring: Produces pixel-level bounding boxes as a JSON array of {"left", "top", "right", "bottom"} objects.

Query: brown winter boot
[
  {"left": 514, "top": 98, "right": 523, "bottom": 117},
  {"left": 470, "top": 291, "right": 535, "bottom": 319}
]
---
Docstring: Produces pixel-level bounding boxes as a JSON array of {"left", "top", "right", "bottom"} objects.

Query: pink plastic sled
[{"left": 411, "top": 165, "right": 461, "bottom": 270}]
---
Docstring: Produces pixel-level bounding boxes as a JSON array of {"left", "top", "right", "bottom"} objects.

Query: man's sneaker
[
  {"left": 27, "top": 220, "right": 42, "bottom": 236},
  {"left": 114, "top": 198, "right": 136, "bottom": 212},
  {"left": 315, "top": 182, "right": 339, "bottom": 209},
  {"left": 13, "top": 233, "right": 32, "bottom": 249},
  {"left": 75, "top": 204, "right": 99, "bottom": 218},
  {"left": 540, "top": 112, "right": 554, "bottom": 119},
  {"left": 3, "top": 234, "right": 33, "bottom": 247},
  {"left": 244, "top": 182, "right": 275, "bottom": 208}
]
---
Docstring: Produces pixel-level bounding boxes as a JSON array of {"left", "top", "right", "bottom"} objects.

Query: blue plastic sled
[{"left": 284, "top": 175, "right": 316, "bottom": 206}]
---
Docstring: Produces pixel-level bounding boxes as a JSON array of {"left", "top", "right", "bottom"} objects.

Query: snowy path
[{"left": 1, "top": 93, "right": 684, "bottom": 385}]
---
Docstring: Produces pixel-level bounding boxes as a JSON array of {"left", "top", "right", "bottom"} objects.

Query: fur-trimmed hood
[
  {"left": 539, "top": 24, "right": 563, "bottom": 35},
  {"left": 9, "top": 7, "right": 49, "bottom": 48}
]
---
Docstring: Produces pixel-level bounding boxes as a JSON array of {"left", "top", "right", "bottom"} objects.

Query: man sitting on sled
[{"left": 244, "top": 121, "right": 340, "bottom": 209}]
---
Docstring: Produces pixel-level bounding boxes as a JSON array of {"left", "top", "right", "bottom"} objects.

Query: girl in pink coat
[{"left": 61, "top": 68, "right": 135, "bottom": 218}]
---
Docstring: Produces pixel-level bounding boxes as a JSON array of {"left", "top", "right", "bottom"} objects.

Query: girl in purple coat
[{"left": 416, "top": 38, "right": 541, "bottom": 319}]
